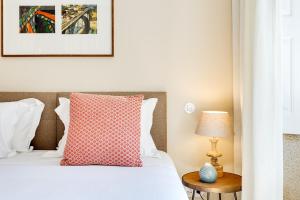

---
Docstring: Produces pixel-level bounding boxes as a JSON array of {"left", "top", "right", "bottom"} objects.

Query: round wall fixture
[{"left": 184, "top": 102, "right": 196, "bottom": 114}]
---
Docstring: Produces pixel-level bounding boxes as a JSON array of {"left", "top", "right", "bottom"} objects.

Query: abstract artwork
[
  {"left": 1, "top": 0, "right": 114, "bottom": 57},
  {"left": 62, "top": 5, "right": 97, "bottom": 34},
  {"left": 19, "top": 6, "right": 55, "bottom": 33}
]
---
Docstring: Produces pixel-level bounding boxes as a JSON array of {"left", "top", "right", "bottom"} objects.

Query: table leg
[
  {"left": 192, "top": 190, "right": 195, "bottom": 200},
  {"left": 234, "top": 192, "right": 237, "bottom": 200},
  {"left": 207, "top": 192, "right": 210, "bottom": 200},
  {"left": 219, "top": 193, "right": 222, "bottom": 200}
]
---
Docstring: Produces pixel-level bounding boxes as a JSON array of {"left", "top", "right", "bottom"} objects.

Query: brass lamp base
[
  {"left": 210, "top": 157, "right": 224, "bottom": 177},
  {"left": 207, "top": 137, "right": 224, "bottom": 178}
]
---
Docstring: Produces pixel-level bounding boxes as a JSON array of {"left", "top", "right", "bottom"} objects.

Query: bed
[{"left": 0, "top": 92, "right": 188, "bottom": 200}]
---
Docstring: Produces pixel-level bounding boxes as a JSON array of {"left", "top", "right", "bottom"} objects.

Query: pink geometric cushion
[{"left": 61, "top": 93, "right": 143, "bottom": 167}]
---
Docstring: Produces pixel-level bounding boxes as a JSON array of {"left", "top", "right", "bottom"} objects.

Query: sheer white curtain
[{"left": 233, "top": 0, "right": 283, "bottom": 200}]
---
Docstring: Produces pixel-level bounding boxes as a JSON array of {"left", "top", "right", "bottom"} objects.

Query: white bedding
[{"left": 0, "top": 151, "right": 188, "bottom": 200}]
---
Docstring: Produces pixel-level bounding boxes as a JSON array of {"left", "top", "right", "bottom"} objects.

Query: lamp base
[
  {"left": 207, "top": 137, "right": 224, "bottom": 178},
  {"left": 212, "top": 162, "right": 224, "bottom": 178},
  {"left": 209, "top": 156, "right": 224, "bottom": 177}
]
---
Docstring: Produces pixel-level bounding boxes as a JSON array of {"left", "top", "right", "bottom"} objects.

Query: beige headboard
[{"left": 0, "top": 92, "right": 167, "bottom": 152}]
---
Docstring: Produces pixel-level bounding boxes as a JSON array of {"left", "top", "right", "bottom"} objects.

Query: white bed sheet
[{"left": 0, "top": 151, "right": 188, "bottom": 200}]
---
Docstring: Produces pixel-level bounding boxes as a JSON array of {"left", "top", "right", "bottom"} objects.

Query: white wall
[{"left": 0, "top": 0, "right": 233, "bottom": 176}]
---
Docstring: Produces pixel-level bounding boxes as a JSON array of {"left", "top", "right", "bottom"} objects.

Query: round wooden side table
[{"left": 182, "top": 171, "right": 242, "bottom": 200}]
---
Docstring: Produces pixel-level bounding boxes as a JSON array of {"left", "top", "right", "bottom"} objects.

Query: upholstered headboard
[{"left": 0, "top": 92, "right": 167, "bottom": 152}]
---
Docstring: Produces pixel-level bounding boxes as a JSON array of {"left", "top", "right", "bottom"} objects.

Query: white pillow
[
  {"left": 53, "top": 97, "right": 160, "bottom": 158},
  {"left": 11, "top": 98, "right": 45, "bottom": 152},
  {"left": 0, "top": 100, "right": 38, "bottom": 158},
  {"left": 140, "top": 98, "right": 161, "bottom": 157},
  {"left": 55, "top": 98, "right": 70, "bottom": 156},
  {"left": 0, "top": 103, "right": 24, "bottom": 158}
]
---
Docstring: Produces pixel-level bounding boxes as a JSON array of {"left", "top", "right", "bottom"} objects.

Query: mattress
[{"left": 0, "top": 151, "right": 188, "bottom": 200}]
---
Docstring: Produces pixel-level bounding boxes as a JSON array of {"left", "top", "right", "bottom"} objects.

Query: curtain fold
[{"left": 234, "top": 0, "right": 283, "bottom": 199}]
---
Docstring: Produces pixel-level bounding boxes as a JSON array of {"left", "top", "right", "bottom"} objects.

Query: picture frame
[{"left": 1, "top": 0, "right": 114, "bottom": 57}]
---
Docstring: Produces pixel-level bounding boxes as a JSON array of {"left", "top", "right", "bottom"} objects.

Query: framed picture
[{"left": 1, "top": 0, "right": 114, "bottom": 57}]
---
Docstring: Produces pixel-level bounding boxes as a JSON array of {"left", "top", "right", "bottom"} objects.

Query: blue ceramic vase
[{"left": 199, "top": 163, "right": 217, "bottom": 183}]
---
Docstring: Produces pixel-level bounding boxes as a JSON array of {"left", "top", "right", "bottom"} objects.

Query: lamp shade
[{"left": 195, "top": 111, "right": 231, "bottom": 138}]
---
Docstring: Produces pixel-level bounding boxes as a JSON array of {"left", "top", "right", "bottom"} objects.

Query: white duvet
[{"left": 0, "top": 151, "right": 188, "bottom": 200}]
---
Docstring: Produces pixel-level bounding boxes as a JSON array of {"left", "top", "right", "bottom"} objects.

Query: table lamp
[{"left": 195, "top": 111, "right": 231, "bottom": 178}]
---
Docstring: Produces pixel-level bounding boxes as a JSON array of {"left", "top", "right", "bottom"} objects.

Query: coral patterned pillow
[{"left": 61, "top": 93, "right": 144, "bottom": 167}]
